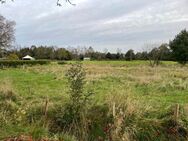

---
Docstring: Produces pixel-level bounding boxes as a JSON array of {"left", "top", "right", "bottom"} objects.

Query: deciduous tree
[
  {"left": 125, "top": 49, "right": 135, "bottom": 61},
  {"left": 0, "top": 14, "right": 15, "bottom": 57}
]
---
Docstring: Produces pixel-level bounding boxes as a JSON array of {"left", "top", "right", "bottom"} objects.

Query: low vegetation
[{"left": 0, "top": 61, "right": 188, "bottom": 141}]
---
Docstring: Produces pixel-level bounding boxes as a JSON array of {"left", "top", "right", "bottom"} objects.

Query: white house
[
  {"left": 83, "top": 57, "right": 91, "bottom": 61},
  {"left": 22, "top": 55, "right": 35, "bottom": 60}
]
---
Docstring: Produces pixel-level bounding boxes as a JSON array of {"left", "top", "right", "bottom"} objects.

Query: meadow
[{"left": 0, "top": 60, "right": 188, "bottom": 141}]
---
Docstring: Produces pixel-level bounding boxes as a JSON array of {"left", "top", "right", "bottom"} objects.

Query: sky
[{"left": 0, "top": 0, "right": 188, "bottom": 52}]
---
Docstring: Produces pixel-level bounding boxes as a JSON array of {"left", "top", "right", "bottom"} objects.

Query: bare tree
[
  {"left": 143, "top": 43, "right": 170, "bottom": 67},
  {"left": 0, "top": 15, "right": 15, "bottom": 57},
  {"left": 103, "top": 48, "right": 108, "bottom": 54},
  {"left": 143, "top": 43, "right": 160, "bottom": 67}
]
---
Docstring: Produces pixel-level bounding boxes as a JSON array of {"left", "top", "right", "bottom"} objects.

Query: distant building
[
  {"left": 22, "top": 55, "right": 35, "bottom": 60},
  {"left": 83, "top": 57, "right": 91, "bottom": 61}
]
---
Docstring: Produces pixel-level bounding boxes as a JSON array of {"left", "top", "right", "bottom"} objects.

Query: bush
[
  {"left": 51, "top": 63, "right": 87, "bottom": 130},
  {"left": 57, "top": 61, "right": 67, "bottom": 65},
  {"left": 0, "top": 60, "right": 50, "bottom": 68},
  {"left": 6, "top": 53, "right": 19, "bottom": 60},
  {"left": 50, "top": 63, "right": 93, "bottom": 140}
]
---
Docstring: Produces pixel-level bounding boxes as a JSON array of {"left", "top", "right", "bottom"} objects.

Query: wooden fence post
[
  {"left": 174, "top": 103, "right": 179, "bottom": 121},
  {"left": 43, "top": 96, "right": 49, "bottom": 126},
  {"left": 113, "top": 102, "right": 116, "bottom": 117}
]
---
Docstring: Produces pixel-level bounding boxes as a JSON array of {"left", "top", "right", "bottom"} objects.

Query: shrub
[
  {"left": 52, "top": 63, "right": 87, "bottom": 129},
  {"left": 50, "top": 62, "right": 93, "bottom": 140},
  {"left": 66, "top": 62, "right": 86, "bottom": 104},
  {"left": 6, "top": 53, "right": 19, "bottom": 60}
]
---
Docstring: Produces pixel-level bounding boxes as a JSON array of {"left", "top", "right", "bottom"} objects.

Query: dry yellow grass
[{"left": 0, "top": 78, "right": 14, "bottom": 94}]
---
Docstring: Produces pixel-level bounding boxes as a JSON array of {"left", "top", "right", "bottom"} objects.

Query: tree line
[
  {"left": 3, "top": 44, "right": 173, "bottom": 62},
  {"left": 0, "top": 14, "right": 188, "bottom": 64}
]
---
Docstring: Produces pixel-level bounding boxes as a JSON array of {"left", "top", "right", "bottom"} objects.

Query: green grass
[
  {"left": 0, "top": 60, "right": 187, "bottom": 106},
  {"left": 0, "top": 60, "right": 188, "bottom": 140},
  {"left": 0, "top": 68, "right": 68, "bottom": 101}
]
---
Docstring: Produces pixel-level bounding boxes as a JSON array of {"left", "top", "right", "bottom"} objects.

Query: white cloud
[{"left": 0, "top": 0, "right": 188, "bottom": 52}]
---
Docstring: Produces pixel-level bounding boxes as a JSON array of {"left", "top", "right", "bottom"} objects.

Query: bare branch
[
  {"left": 66, "top": 0, "right": 76, "bottom": 6},
  {"left": 0, "top": 0, "right": 76, "bottom": 6},
  {"left": 0, "top": 15, "right": 15, "bottom": 50},
  {"left": 0, "top": 0, "right": 13, "bottom": 4},
  {"left": 57, "top": 0, "right": 76, "bottom": 6}
]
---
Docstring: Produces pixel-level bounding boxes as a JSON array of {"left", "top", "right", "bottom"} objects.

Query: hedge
[
  {"left": 57, "top": 61, "right": 67, "bottom": 65},
  {"left": 0, "top": 60, "right": 50, "bottom": 68}
]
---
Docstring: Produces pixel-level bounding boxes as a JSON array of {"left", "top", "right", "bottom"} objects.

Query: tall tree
[
  {"left": 125, "top": 49, "right": 135, "bottom": 61},
  {"left": 169, "top": 29, "right": 188, "bottom": 65},
  {"left": 85, "top": 46, "right": 94, "bottom": 58},
  {"left": 0, "top": 14, "right": 15, "bottom": 57},
  {"left": 105, "top": 52, "right": 112, "bottom": 60},
  {"left": 55, "top": 48, "right": 72, "bottom": 60},
  {"left": 158, "top": 43, "right": 172, "bottom": 61}
]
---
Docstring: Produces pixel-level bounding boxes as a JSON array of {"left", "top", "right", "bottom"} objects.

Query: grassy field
[
  {"left": 0, "top": 60, "right": 188, "bottom": 140},
  {"left": 0, "top": 61, "right": 187, "bottom": 104}
]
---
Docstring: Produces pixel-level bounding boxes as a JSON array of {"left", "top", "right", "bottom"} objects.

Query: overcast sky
[{"left": 0, "top": 0, "right": 188, "bottom": 52}]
